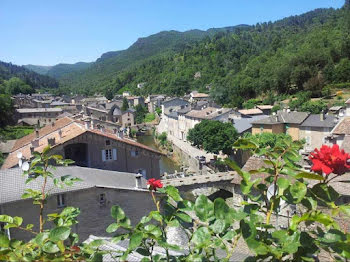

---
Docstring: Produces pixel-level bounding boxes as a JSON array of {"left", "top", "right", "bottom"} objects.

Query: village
[{"left": 1, "top": 88, "right": 350, "bottom": 259}]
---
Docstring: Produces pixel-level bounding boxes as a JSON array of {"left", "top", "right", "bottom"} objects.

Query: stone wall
[{"left": 2, "top": 187, "right": 156, "bottom": 242}]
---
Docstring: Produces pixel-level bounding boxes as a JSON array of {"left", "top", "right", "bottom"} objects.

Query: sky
[{"left": 0, "top": 0, "right": 344, "bottom": 66}]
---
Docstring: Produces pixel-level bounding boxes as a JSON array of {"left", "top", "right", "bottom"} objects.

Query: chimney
[
  {"left": 320, "top": 111, "right": 325, "bottom": 121},
  {"left": 30, "top": 146, "right": 34, "bottom": 154},
  {"left": 117, "top": 131, "right": 124, "bottom": 139},
  {"left": 275, "top": 116, "right": 279, "bottom": 122},
  {"left": 84, "top": 120, "right": 90, "bottom": 129},
  {"left": 51, "top": 122, "right": 55, "bottom": 127},
  {"left": 135, "top": 173, "right": 143, "bottom": 189},
  {"left": 35, "top": 128, "right": 39, "bottom": 138},
  {"left": 58, "top": 129, "right": 62, "bottom": 138}
]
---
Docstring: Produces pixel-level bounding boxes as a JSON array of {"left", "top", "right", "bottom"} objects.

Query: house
[
  {"left": 256, "top": 105, "right": 273, "bottom": 115},
  {"left": 299, "top": 113, "right": 337, "bottom": 151},
  {"left": 328, "top": 106, "right": 344, "bottom": 116},
  {"left": 230, "top": 114, "right": 269, "bottom": 135},
  {"left": 2, "top": 117, "right": 163, "bottom": 179},
  {"left": 161, "top": 98, "right": 190, "bottom": 117},
  {"left": 121, "top": 109, "right": 136, "bottom": 127},
  {"left": 0, "top": 166, "right": 156, "bottom": 241},
  {"left": 177, "top": 107, "right": 233, "bottom": 141},
  {"left": 189, "top": 91, "right": 209, "bottom": 103},
  {"left": 126, "top": 96, "right": 145, "bottom": 107},
  {"left": 145, "top": 95, "right": 166, "bottom": 113},
  {"left": 238, "top": 108, "right": 264, "bottom": 117},
  {"left": 15, "top": 108, "right": 63, "bottom": 127},
  {"left": 251, "top": 111, "right": 309, "bottom": 140},
  {"left": 328, "top": 117, "right": 350, "bottom": 149}
]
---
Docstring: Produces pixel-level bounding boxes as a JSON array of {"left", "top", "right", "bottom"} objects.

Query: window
[
  {"left": 105, "top": 149, "right": 113, "bottom": 160},
  {"left": 105, "top": 140, "right": 111, "bottom": 146},
  {"left": 99, "top": 193, "right": 106, "bottom": 205},
  {"left": 57, "top": 194, "right": 66, "bottom": 208},
  {"left": 131, "top": 150, "right": 139, "bottom": 157},
  {"left": 102, "top": 149, "right": 117, "bottom": 161}
]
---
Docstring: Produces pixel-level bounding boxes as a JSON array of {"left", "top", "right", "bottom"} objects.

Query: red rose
[
  {"left": 147, "top": 178, "right": 163, "bottom": 191},
  {"left": 309, "top": 144, "right": 350, "bottom": 176}
]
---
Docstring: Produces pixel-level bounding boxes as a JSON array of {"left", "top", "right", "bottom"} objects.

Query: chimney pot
[
  {"left": 35, "top": 128, "right": 39, "bottom": 138},
  {"left": 135, "top": 174, "right": 143, "bottom": 189},
  {"left": 320, "top": 111, "right": 325, "bottom": 121}
]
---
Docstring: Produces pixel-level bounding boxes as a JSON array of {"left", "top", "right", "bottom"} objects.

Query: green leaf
[
  {"left": 0, "top": 233, "right": 10, "bottom": 248},
  {"left": 210, "top": 219, "right": 226, "bottom": 234},
  {"left": 311, "top": 183, "right": 339, "bottom": 204},
  {"left": 165, "top": 186, "right": 182, "bottom": 201},
  {"left": 176, "top": 212, "right": 192, "bottom": 223},
  {"left": 194, "top": 195, "right": 214, "bottom": 222},
  {"left": 42, "top": 241, "right": 60, "bottom": 253},
  {"left": 233, "top": 138, "right": 258, "bottom": 150},
  {"left": 129, "top": 232, "right": 143, "bottom": 250},
  {"left": 111, "top": 205, "right": 126, "bottom": 221},
  {"left": 191, "top": 227, "right": 211, "bottom": 246},
  {"left": 222, "top": 230, "right": 236, "bottom": 241},
  {"left": 295, "top": 172, "right": 324, "bottom": 181},
  {"left": 178, "top": 200, "right": 194, "bottom": 211},
  {"left": 106, "top": 223, "right": 119, "bottom": 233},
  {"left": 49, "top": 226, "right": 71, "bottom": 242},
  {"left": 144, "top": 224, "right": 162, "bottom": 237},
  {"left": 319, "top": 229, "right": 346, "bottom": 243},
  {"left": 34, "top": 232, "right": 49, "bottom": 246},
  {"left": 277, "top": 177, "right": 290, "bottom": 190},
  {"left": 340, "top": 205, "right": 350, "bottom": 217},
  {"left": 149, "top": 211, "right": 162, "bottom": 222},
  {"left": 290, "top": 181, "right": 307, "bottom": 203},
  {"left": 0, "top": 215, "right": 13, "bottom": 223},
  {"left": 214, "top": 198, "right": 230, "bottom": 220},
  {"left": 13, "top": 216, "right": 23, "bottom": 226},
  {"left": 88, "top": 239, "right": 105, "bottom": 248}
]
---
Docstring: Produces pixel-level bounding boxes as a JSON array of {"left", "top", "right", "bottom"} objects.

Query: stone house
[
  {"left": 2, "top": 117, "right": 162, "bottom": 179},
  {"left": 299, "top": 113, "right": 337, "bottom": 152},
  {"left": 252, "top": 111, "right": 309, "bottom": 140},
  {"left": 189, "top": 91, "right": 209, "bottom": 103},
  {"left": 177, "top": 107, "right": 233, "bottom": 141},
  {"left": 126, "top": 96, "right": 145, "bottom": 107},
  {"left": 15, "top": 108, "right": 63, "bottom": 127},
  {"left": 161, "top": 98, "right": 190, "bottom": 117},
  {"left": 145, "top": 95, "right": 166, "bottom": 113},
  {"left": 238, "top": 108, "right": 265, "bottom": 117},
  {"left": 256, "top": 105, "right": 273, "bottom": 115},
  {"left": 121, "top": 109, "right": 136, "bottom": 127},
  {"left": 328, "top": 117, "right": 350, "bottom": 151},
  {"left": 0, "top": 166, "right": 156, "bottom": 241}
]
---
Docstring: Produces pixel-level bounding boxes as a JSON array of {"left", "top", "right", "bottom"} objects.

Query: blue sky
[{"left": 0, "top": 0, "right": 344, "bottom": 66}]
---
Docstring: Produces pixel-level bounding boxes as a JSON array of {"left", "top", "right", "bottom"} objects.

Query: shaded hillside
[
  {"left": 24, "top": 64, "right": 52, "bottom": 75},
  {"left": 46, "top": 62, "right": 92, "bottom": 79},
  {"left": 0, "top": 61, "right": 58, "bottom": 89}
]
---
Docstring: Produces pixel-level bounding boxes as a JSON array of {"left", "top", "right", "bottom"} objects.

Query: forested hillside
[
  {"left": 101, "top": 6, "right": 349, "bottom": 107},
  {"left": 58, "top": 26, "right": 249, "bottom": 93},
  {"left": 0, "top": 61, "right": 58, "bottom": 89},
  {"left": 57, "top": 4, "right": 348, "bottom": 107}
]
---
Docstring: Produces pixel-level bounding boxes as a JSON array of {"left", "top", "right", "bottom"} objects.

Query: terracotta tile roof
[
  {"left": 231, "top": 157, "right": 270, "bottom": 184},
  {"left": 345, "top": 98, "right": 350, "bottom": 104},
  {"left": 2, "top": 117, "right": 163, "bottom": 169},
  {"left": 239, "top": 108, "right": 263, "bottom": 115},
  {"left": 332, "top": 117, "right": 350, "bottom": 135},
  {"left": 185, "top": 107, "right": 231, "bottom": 120},
  {"left": 2, "top": 121, "right": 85, "bottom": 169},
  {"left": 256, "top": 105, "right": 273, "bottom": 110},
  {"left": 191, "top": 93, "right": 209, "bottom": 98},
  {"left": 12, "top": 117, "right": 74, "bottom": 152}
]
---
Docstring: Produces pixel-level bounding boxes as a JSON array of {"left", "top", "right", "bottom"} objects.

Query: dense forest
[
  {"left": 52, "top": 3, "right": 349, "bottom": 107},
  {"left": 0, "top": 61, "right": 59, "bottom": 90}
]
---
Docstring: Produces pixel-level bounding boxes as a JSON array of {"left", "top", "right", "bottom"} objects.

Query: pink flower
[
  {"left": 147, "top": 178, "right": 163, "bottom": 191},
  {"left": 309, "top": 144, "right": 350, "bottom": 175}
]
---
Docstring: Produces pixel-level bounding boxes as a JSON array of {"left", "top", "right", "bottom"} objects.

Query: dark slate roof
[
  {"left": 0, "top": 166, "right": 147, "bottom": 204},
  {"left": 162, "top": 98, "right": 189, "bottom": 107},
  {"left": 300, "top": 114, "right": 337, "bottom": 128},
  {"left": 252, "top": 111, "right": 309, "bottom": 125},
  {"left": 233, "top": 115, "right": 269, "bottom": 134}
]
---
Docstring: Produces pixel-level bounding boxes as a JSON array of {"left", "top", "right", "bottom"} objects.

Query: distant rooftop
[{"left": 16, "top": 108, "right": 62, "bottom": 113}]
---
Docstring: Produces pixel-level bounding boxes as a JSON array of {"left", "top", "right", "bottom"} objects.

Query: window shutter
[
  {"left": 102, "top": 150, "right": 106, "bottom": 162},
  {"left": 113, "top": 148, "right": 117, "bottom": 160}
]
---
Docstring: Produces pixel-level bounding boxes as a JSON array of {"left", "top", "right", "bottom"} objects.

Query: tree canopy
[{"left": 187, "top": 120, "right": 238, "bottom": 154}]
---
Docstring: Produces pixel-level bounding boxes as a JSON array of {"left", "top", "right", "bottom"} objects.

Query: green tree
[
  {"left": 134, "top": 104, "right": 148, "bottom": 124},
  {"left": 0, "top": 94, "right": 14, "bottom": 127},
  {"left": 104, "top": 88, "right": 114, "bottom": 100},
  {"left": 187, "top": 120, "right": 238, "bottom": 154},
  {"left": 4, "top": 77, "right": 34, "bottom": 95},
  {"left": 121, "top": 97, "right": 129, "bottom": 111}
]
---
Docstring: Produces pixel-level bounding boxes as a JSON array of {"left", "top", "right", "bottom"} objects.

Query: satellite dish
[
  {"left": 267, "top": 184, "right": 286, "bottom": 207},
  {"left": 21, "top": 162, "right": 30, "bottom": 172},
  {"left": 16, "top": 152, "right": 23, "bottom": 159}
]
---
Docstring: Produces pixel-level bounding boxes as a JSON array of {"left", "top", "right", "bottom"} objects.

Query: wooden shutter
[
  {"left": 101, "top": 150, "right": 106, "bottom": 162},
  {"left": 113, "top": 148, "right": 117, "bottom": 160}
]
